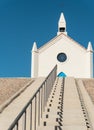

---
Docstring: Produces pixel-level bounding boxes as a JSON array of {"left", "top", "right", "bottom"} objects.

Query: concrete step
[
  {"left": 63, "top": 125, "right": 87, "bottom": 130},
  {"left": 37, "top": 126, "right": 54, "bottom": 130},
  {"left": 39, "top": 120, "right": 59, "bottom": 126},
  {"left": 37, "top": 125, "right": 63, "bottom": 130}
]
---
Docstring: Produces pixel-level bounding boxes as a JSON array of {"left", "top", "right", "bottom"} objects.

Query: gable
[
  {"left": 38, "top": 33, "right": 87, "bottom": 77},
  {"left": 38, "top": 33, "right": 86, "bottom": 54}
]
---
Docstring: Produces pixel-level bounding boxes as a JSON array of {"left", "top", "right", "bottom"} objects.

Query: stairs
[
  {"left": 1, "top": 74, "right": 92, "bottom": 130},
  {"left": 37, "top": 77, "right": 91, "bottom": 130},
  {"left": 37, "top": 77, "right": 64, "bottom": 130}
]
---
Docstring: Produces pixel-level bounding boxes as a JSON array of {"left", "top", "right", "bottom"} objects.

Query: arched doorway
[{"left": 57, "top": 72, "right": 66, "bottom": 77}]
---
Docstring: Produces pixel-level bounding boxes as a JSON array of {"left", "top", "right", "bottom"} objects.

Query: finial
[
  {"left": 32, "top": 42, "right": 37, "bottom": 52},
  {"left": 59, "top": 12, "right": 66, "bottom": 24},
  {"left": 87, "top": 41, "right": 93, "bottom": 52}
]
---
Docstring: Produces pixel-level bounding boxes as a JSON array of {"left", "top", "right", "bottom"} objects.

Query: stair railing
[{"left": 8, "top": 65, "right": 57, "bottom": 130}]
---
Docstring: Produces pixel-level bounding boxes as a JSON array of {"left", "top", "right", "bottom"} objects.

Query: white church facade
[{"left": 31, "top": 13, "right": 93, "bottom": 78}]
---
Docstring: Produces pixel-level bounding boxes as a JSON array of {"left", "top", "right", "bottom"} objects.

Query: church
[
  {"left": 0, "top": 13, "right": 94, "bottom": 130},
  {"left": 31, "top": 13, "right": 93, "bottom": 78}
]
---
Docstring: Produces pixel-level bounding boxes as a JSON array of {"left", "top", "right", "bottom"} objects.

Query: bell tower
[{"left": 57, "top": 12, "right": 67, "bottom": 35}]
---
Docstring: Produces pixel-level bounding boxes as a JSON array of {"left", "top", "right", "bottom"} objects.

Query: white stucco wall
[
  {"left": 38, "top": 35, "right": 88, "bottom": 78},
  {"left": 86, "top": 51, "right": 93, "bottom": 78},
  {"left": 31, "top": 51, "right": 38, "bottom": 78}
]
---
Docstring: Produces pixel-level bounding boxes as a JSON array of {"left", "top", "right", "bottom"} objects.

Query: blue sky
[{"left": 0, "top": 0, "right": 94, "bottom": 77}]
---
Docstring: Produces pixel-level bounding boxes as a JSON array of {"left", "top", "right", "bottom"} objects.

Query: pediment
[{"left": 38, "top": 33, "right": 86, "bottom": 53}]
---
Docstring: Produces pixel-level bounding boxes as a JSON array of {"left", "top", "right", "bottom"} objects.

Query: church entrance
[{"left": 57, "top": 72, "right": 66, "bottom": 77}]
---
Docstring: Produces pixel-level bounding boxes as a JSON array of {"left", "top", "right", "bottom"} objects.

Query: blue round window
[{"left": 57, "top": 53, "right": 67, "bottom": 62}]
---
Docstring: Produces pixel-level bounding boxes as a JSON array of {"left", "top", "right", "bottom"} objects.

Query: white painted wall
[
  {"left": 31, "top": 51, "right": 38, "bottom": 78},
  {"left": 37, "top": 34, "right": 89, "bottom": 78},
  {"left": 86, "top": 51, "right": 93, "bottom": 78}
]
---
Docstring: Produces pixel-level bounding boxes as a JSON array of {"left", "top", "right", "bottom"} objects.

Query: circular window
[{"left": 57, "top": 53, "right": 67, "bottom": 62}]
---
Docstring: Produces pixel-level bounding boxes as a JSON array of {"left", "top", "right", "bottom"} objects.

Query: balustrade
[{"left": 8, "top": 65, "right": 57, "bottom": 130}]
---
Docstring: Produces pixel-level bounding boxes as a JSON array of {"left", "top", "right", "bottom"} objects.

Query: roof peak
[{"left": 38, "top": 33, "right": 86, "bottom": 53}]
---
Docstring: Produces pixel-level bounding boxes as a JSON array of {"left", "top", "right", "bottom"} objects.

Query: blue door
[{"left": 57, "top": 72, "right": 66, "bottom": 77}]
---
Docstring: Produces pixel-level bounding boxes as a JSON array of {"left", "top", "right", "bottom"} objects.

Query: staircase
[
  {"left": 37, "top": 77, "right": 64, "bottom": 130},
  {"left": 37, "top": 77, "right": 92, "bottom": 130},
  {"left": 4, "top": 65, "right": 93, "bottom": 130}
]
